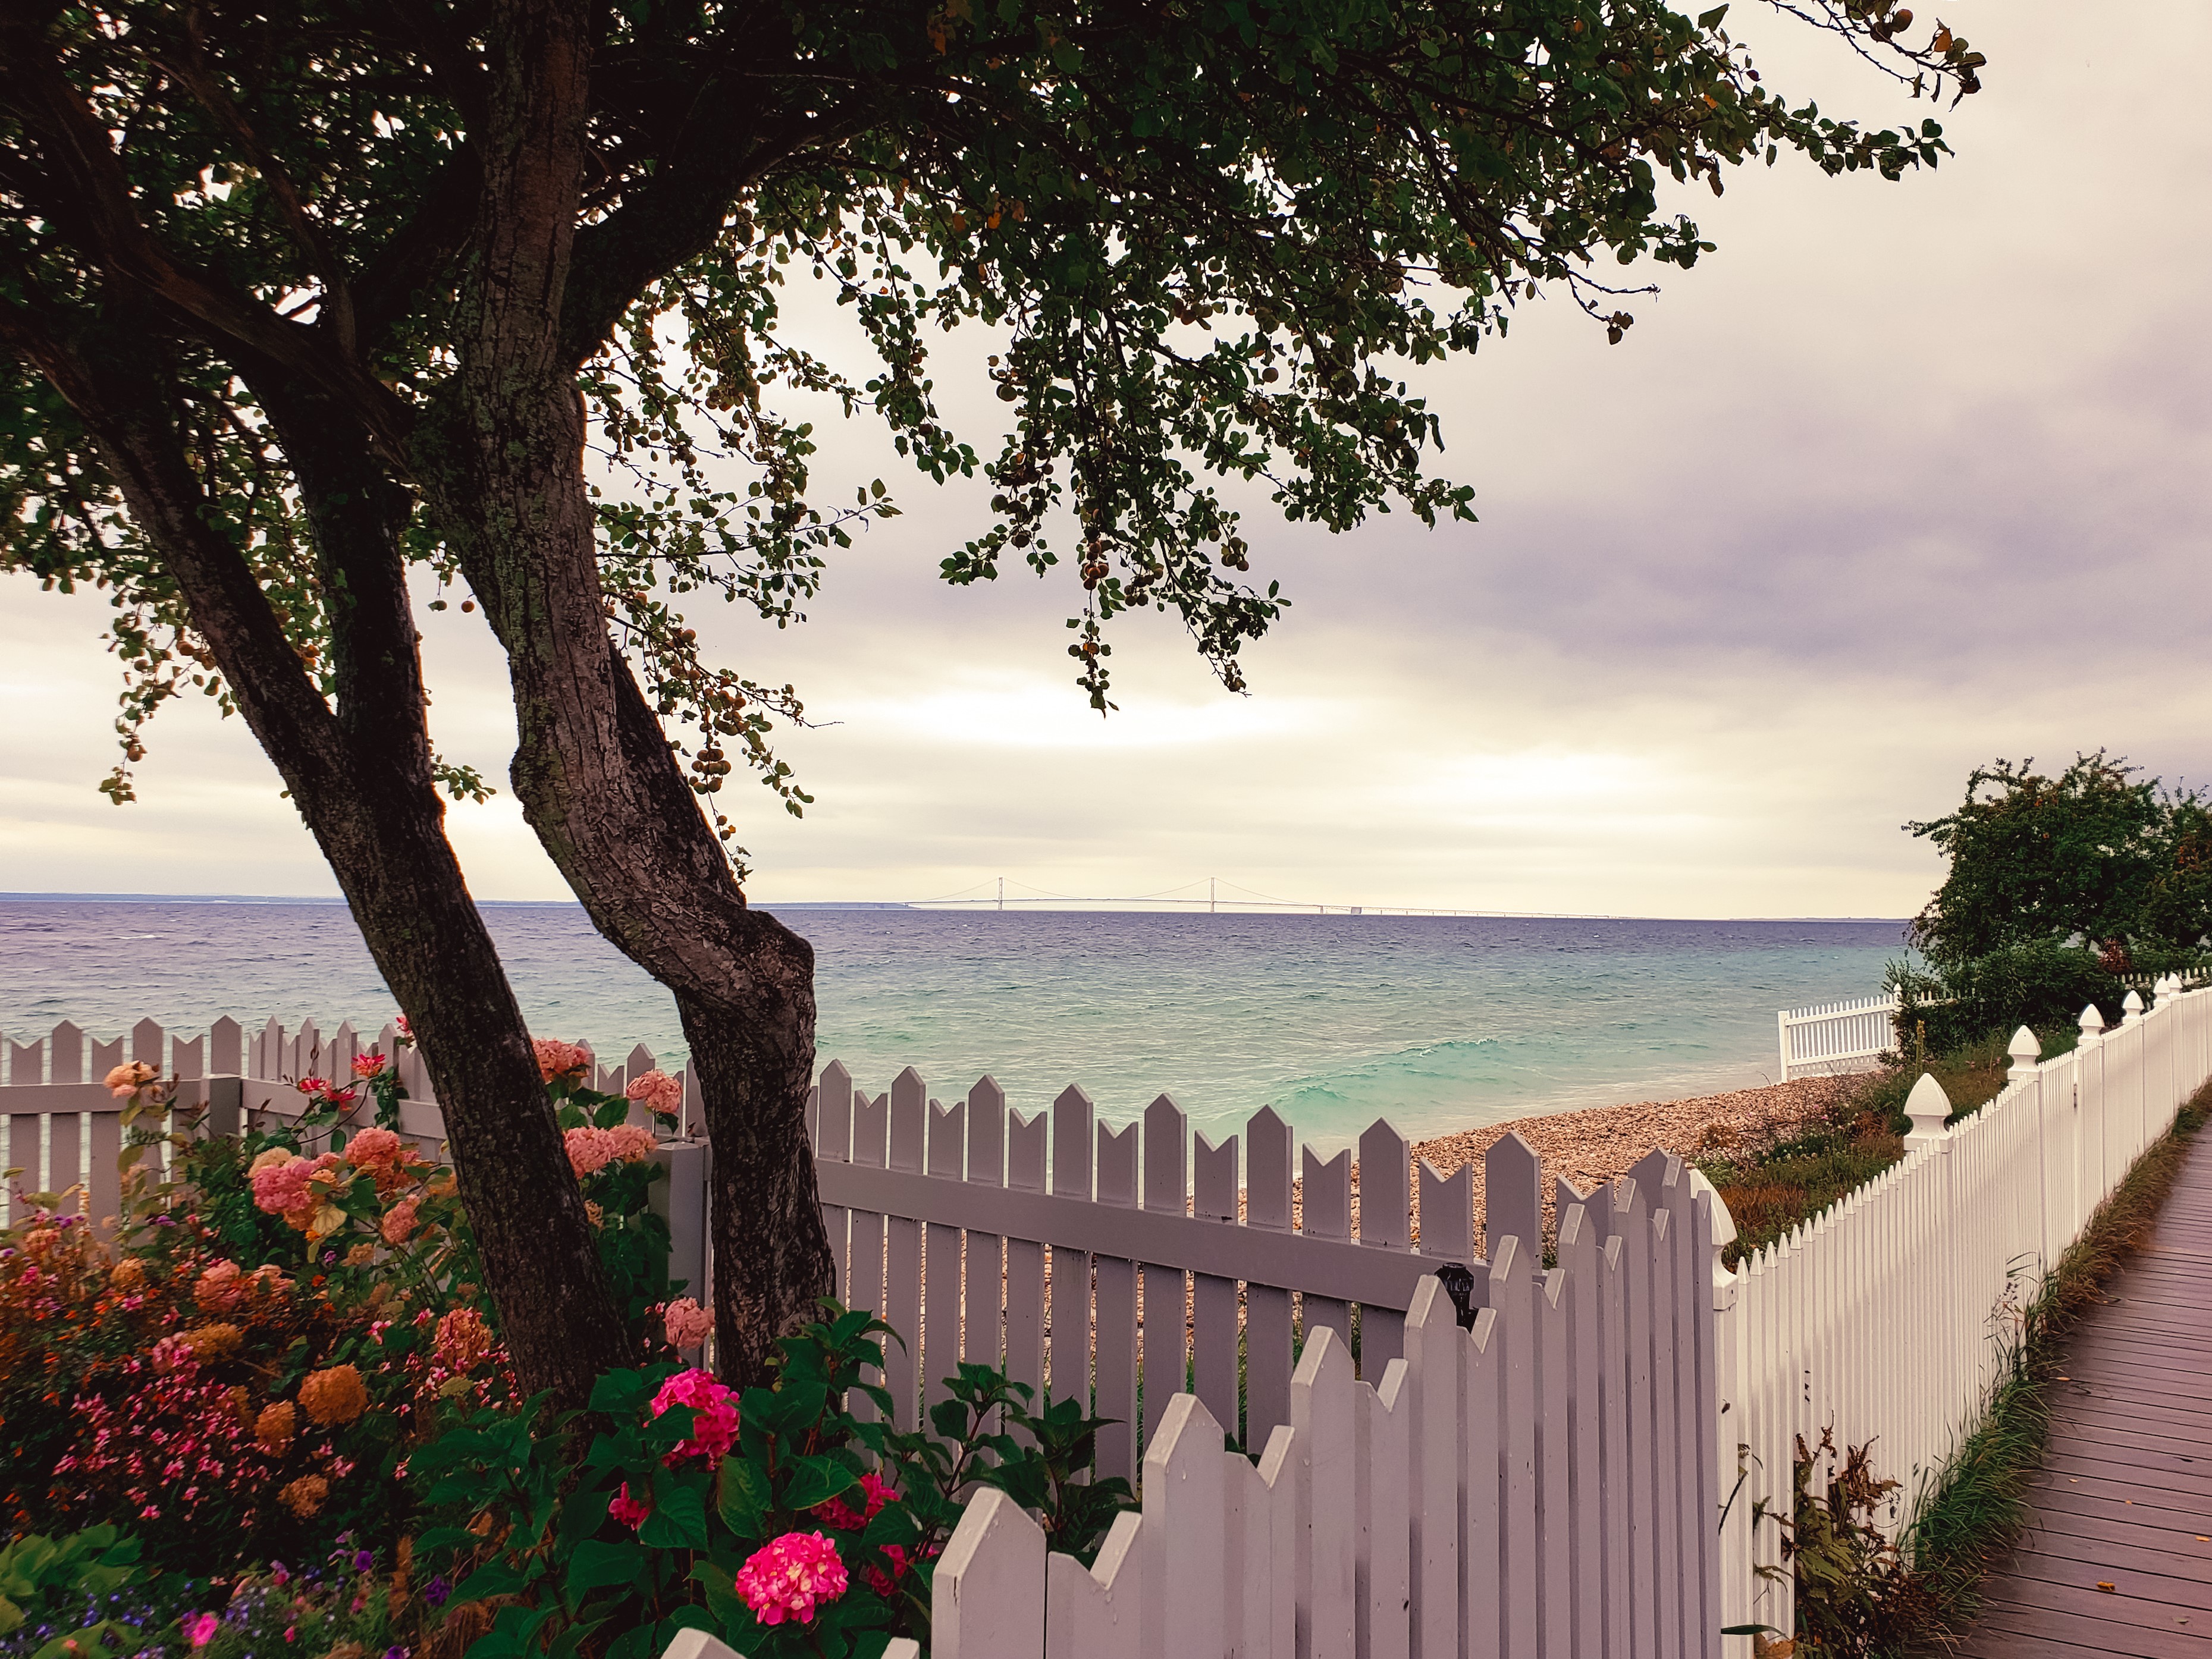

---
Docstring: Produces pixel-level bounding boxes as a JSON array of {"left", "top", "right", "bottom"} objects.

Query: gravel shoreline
[{"left": 1406, "top": 1074, "right": 1866, "bottom": 1247}]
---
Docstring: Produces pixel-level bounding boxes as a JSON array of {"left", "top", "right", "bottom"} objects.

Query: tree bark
[
  {"left": 10, "top": 303, "right": 630, "bottom": 1409},
  {"left": 412, "top": 0, "right": 834, "bottom": 1384}
]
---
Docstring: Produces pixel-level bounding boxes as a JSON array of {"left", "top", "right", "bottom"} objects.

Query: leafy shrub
[
  {"left": 413, "top": 1305, "right": 1134, "bottom": 1659},
  {"left": 1885, "top": 939, "right": 2126, "bottom": 1055},
  {"left": 1, "top": 1043, "right": 685, "bottom": 1573}
]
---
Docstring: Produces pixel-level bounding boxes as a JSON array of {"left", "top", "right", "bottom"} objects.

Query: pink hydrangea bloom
[
  {"left": 650, "top": 1367, "right": 740, "bottom": 1463},
  {"left": 381, "top": 1197, "right": 421, "bottom": 1246},
  {"left": 346, "top": 1127, "right": 406, "bottom": 1171},
  {"left": 662, "top": 1296, "right": 713, "bottom": 1350},
  {"left": 564, "top": 1122, "right": 657, "bottom": 1178},
  {"left": 625, "top": 1069, "right": 684, "bottom": 1117},
  {"left": 184, "top": 1613, "right": 220, "bottom": 1649},
  {"left": 736, "top": 1531, "right": 847, "bottom": 1627},
  {"left": 250, "top": 1155, "right": 316, "bottom": 1225},
  {"left": 193, "top": 1259, "right": 247, "bottom": 1313},
  {"left": 534, "top": 1038, "right": 592, "bottom": 1082},
  {"left": 608, "top": 1482, "right": 650, "bottom": 1531},
  {"left": 814, "top": 1470, "right": 896, "bottom": 1533}
]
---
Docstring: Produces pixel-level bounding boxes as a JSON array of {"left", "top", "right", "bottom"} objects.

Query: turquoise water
[{"left": 0, "top": 898, "right": 1905, "bottom": 1151}]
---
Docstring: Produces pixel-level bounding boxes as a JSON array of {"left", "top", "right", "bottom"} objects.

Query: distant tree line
[{"left": 1889, "top": 753, "right": 2212, "bottom": 1053}]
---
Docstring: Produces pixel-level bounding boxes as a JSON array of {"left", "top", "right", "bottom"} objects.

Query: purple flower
[
  {"left": 324, "top": 1251, "right": 338, "bottom": 1265},
  {"left": 422, "top": 1578, "right": 449, "bottom": 1608},
  {"left": 383, "top": 1648, "right": 406, "bottom": 1659},
  {"left": 353, "top": 1550, "right": 374, "bottom": 1573}
]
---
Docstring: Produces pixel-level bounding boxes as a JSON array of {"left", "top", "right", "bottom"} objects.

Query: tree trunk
[
  {"left": 18, "top": 308, "right": 630, "bottom": 1408},
  {"left": 414, "top": 0, "right": 834, "bottom": 1387}
]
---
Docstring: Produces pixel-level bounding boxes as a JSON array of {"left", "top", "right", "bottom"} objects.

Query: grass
[
  {"left": 1696, "top": 1032, "right": 2063, "bottom": 1267},
  {"left": 1892, "top": 1077, "right": 2212, "bottom": 1649}
]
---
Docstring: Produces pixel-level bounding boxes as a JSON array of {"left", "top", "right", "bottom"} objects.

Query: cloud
[{"left": 5, "top": 2, "right": 2210, "bottom": 921}]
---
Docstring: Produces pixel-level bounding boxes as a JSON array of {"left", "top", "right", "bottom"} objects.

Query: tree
[
  {"left": 1907, "top": 753, "right": 2212, "bottom": 973},
  {"left": 1, "top": 0, "right": 1984, "bottom": 1397}
]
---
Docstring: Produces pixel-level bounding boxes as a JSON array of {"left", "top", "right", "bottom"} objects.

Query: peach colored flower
[
  {"left": 625, "top": 1069, "right": 684, "bottom": 1117},
  {"left": 184, "top": 1323, "right": 243, "bottom": 1362},
  {"left": 533, "top": 1038, "right": 592, "bottom": 1082},
  {"left": 344, "top": 1127, "right": 407, "bottom": 1181},
  {"left": 256, "top": 1400, "right": 298, "bottom": 1453},
  {"left": 194, "top": 1260, "right": 247, "bottom": 1313},
  {"left": 105, "top": 1061, "right": 158, "bottom": 1099},
  {"left": 109, "top": 1256, "right": 147, "bottom": 1292},
  {"left": 435, "top": 1307, "right": 495, "bottom": 1374},
  {"left": 278, "top": 1475, "right": 330, "bottom": 1517},
  {"left": 300, "top": 1363, "right": 369, "bottom": 1426},
  {"left": 380, "top": 1197, "right": 421, "bottom": 1246},
  {"left": 662, "top": 1296, "right": 713, "bottom": 1350}
]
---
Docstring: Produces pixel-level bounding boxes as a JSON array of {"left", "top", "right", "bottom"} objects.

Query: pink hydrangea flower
[
  {"left": 661, "top": 1296, "right": 713, "bottom": 1350},
  {"left": 534, "top": 1038, "right": 592, "bottom": 1082},
  {"left": 813, "top": 1469, "right": 896, "bottom": 1533},
  {"left": 608, "top": 1482, "right": 650, "bottom": 1531},
  {"left": 736, "top": 1531, "right": 847, "bottom": 1627},
  {"left": 381, "top": 1197, "right": 421, "bottom": 1246},
  {"left": 184, "top": 1613, "right": 219, "bottom": 1649},
  {"left": 249, "top": 1156, "right": 316, "bottom": 1224},
  {"left": 650, "top": 1367, "right": 740, "bottom": 1463},
  {"left": 193, "top": 1259, "right": 247, "bottom": 1313},
  {"left": 625, "top": 1069, "right": 684, "bottom": 1117},
  {"left": 563, "top": 1122, "right": 658, "bottom": 1178}
]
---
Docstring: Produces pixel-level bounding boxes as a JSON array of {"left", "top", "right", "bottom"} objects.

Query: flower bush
[
  {"left": 2, "top": 1033, "right": 1131, "bottom": 1656},
  {"left": 410, "top": 1305, "right": 1133, "bottom": 1659},
  {"left": 2, "top": 1033, "right": 686, "bottom": 1576}
]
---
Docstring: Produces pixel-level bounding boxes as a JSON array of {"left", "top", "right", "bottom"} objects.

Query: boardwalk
[{"left": 1958, "top": 1138, "right": 2212, "bottom": 1656}]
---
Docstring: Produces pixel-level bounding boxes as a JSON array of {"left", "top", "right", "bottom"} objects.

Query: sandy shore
[{"left": 1405, "top": 1074, "right": 1865, "bottom": 1247}]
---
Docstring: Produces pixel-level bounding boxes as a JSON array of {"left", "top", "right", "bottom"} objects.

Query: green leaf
[
  {"left": 781, "top": 1453, "right": 859, "bottom": 1512},
  {"left": 1697, "top": 5, "right": 1730, "bottom": 29},
  {"left": 452, "top": 1561, "right": 530, "bottom": 1603},
  {"left": 639, "top": 1482, "right": 710, "bottom": 1551},
  {"left": 566, "top": 1539, "right": 648, "bottom": 1602},
  {"left": 717, "top": 1457, "right": 772, "bottom": 1538}
]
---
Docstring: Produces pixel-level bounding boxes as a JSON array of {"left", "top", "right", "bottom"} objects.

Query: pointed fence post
[
  {"left": 2122, "top": 988, "right": 2145, "bottom": 1025},
  {"left": 1484, "top": 1132, "right": 1541, "bottom": 1264},
  {"left": 936, "top": 1487, "right": 1046, "bottom": 1658}
]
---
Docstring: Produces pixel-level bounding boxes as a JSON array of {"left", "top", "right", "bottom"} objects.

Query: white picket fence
[
  {"left": 1775, "top": 993, "right": 1899, "bottom": 1080},
  {"left": 15, "top": 978, "right": 2212, "bottom": 1657},
  {"left": 1730, "top": 975, "right": 2212, "bottom": 1637}
]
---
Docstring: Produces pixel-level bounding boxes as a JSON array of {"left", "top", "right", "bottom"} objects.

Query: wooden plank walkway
[{"left": 1958, "top": 1138, "right": 2212, "bottom": 1657}]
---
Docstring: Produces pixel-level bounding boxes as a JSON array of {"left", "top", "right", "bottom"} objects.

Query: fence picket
[
  {"left": 1246, "top": 1105, "right": 1296, "bottom": 1446},
  {"left": 1046, "top": 1510, "right": 1143, "bottom": 1659},
  {"left": 816, "top": 1061, "right": 854, "bottom": 1302},
  {"left": 936, "top": 1488, "right": 1044, "bottom": 1659},
  {"left": 1139, "top": 1394, "right": 1229, "bottom": 1658},
  {"left": 1093, "top": 1119, "right": 1140, "bottom": 1485},
  {"left": 1301, "top": 1145, "right": 1353, "bottom": 1355},
  {"left": 848, "top": 1089, "right": 890, "bottom": 1427},
  {"left": 925, "top": 1097, "right": 967, "bottom": 1420},
  {"left": 1139, "top": 1094, "right": 1190, "bottom": 1456},
  {"left": 1191, "top": 1129, "right": 1241, "bottom": 1444},
  {"left": 1359, "top": 1119, "right": 1413, "bottom": 1374},
  {"left": 1292, "top": 1326, "right": 1357, "bottom": 1659},
  {"left": 884, "top": 1069, "right": 927, "bottom": 1431},
  {"left": 965, "top": 1078, "right": 1008, "bottom": 1372},
  {"left": 1358, "top": 1356, "right": 1412, "bottom": 1659},
  {"left": 1006, "top": 1107, "right": 1049, "bottom": 1419}
]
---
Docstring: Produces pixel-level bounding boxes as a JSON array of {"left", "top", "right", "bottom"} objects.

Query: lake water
[{"left": 0, "top": 898, "right": 1906, "bottom": 1150}]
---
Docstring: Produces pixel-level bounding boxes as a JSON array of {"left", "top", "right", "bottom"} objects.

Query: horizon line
[{"left": 0, "top": 890, "right": 1912, "bottom": 925}]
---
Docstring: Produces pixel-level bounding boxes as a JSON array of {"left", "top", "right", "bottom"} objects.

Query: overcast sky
[{"left": 4, "top": 2, "right": 2205, "bottom": 918}]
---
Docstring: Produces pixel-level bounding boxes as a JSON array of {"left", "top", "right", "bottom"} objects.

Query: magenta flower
[
  {"left": 650, "top": 1368, "right": 739, "bottom": 1463},
  {"left": 736, "top": 1531, "right": 848, "bottom": 1627},
  {"left": 184, "top": 1613, "right": 219, "bottom": 1649},
  {"left": 608, "top": 1482, "right": 651, "bottom": 1531}
]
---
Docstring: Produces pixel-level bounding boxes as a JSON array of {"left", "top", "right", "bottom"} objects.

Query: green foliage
[
  {"left": 0, "top": 1527, "right": 143, "bottom": 1658},
  {"left": 415, "top": 1304, "right": 1134, "bottom": 1659},
  {"left": 1907, "top": 753, "right": 2212, "bottom": 970},
  {"left": 1885, "top": 938, "right": 2125, "bottom": 1054},
  {"left": 2, "top": 0, "right": 1981, "bottom": 853},
  {"left": 1775, "top": 1429, "right": 1932, "bottom": 1657}
]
